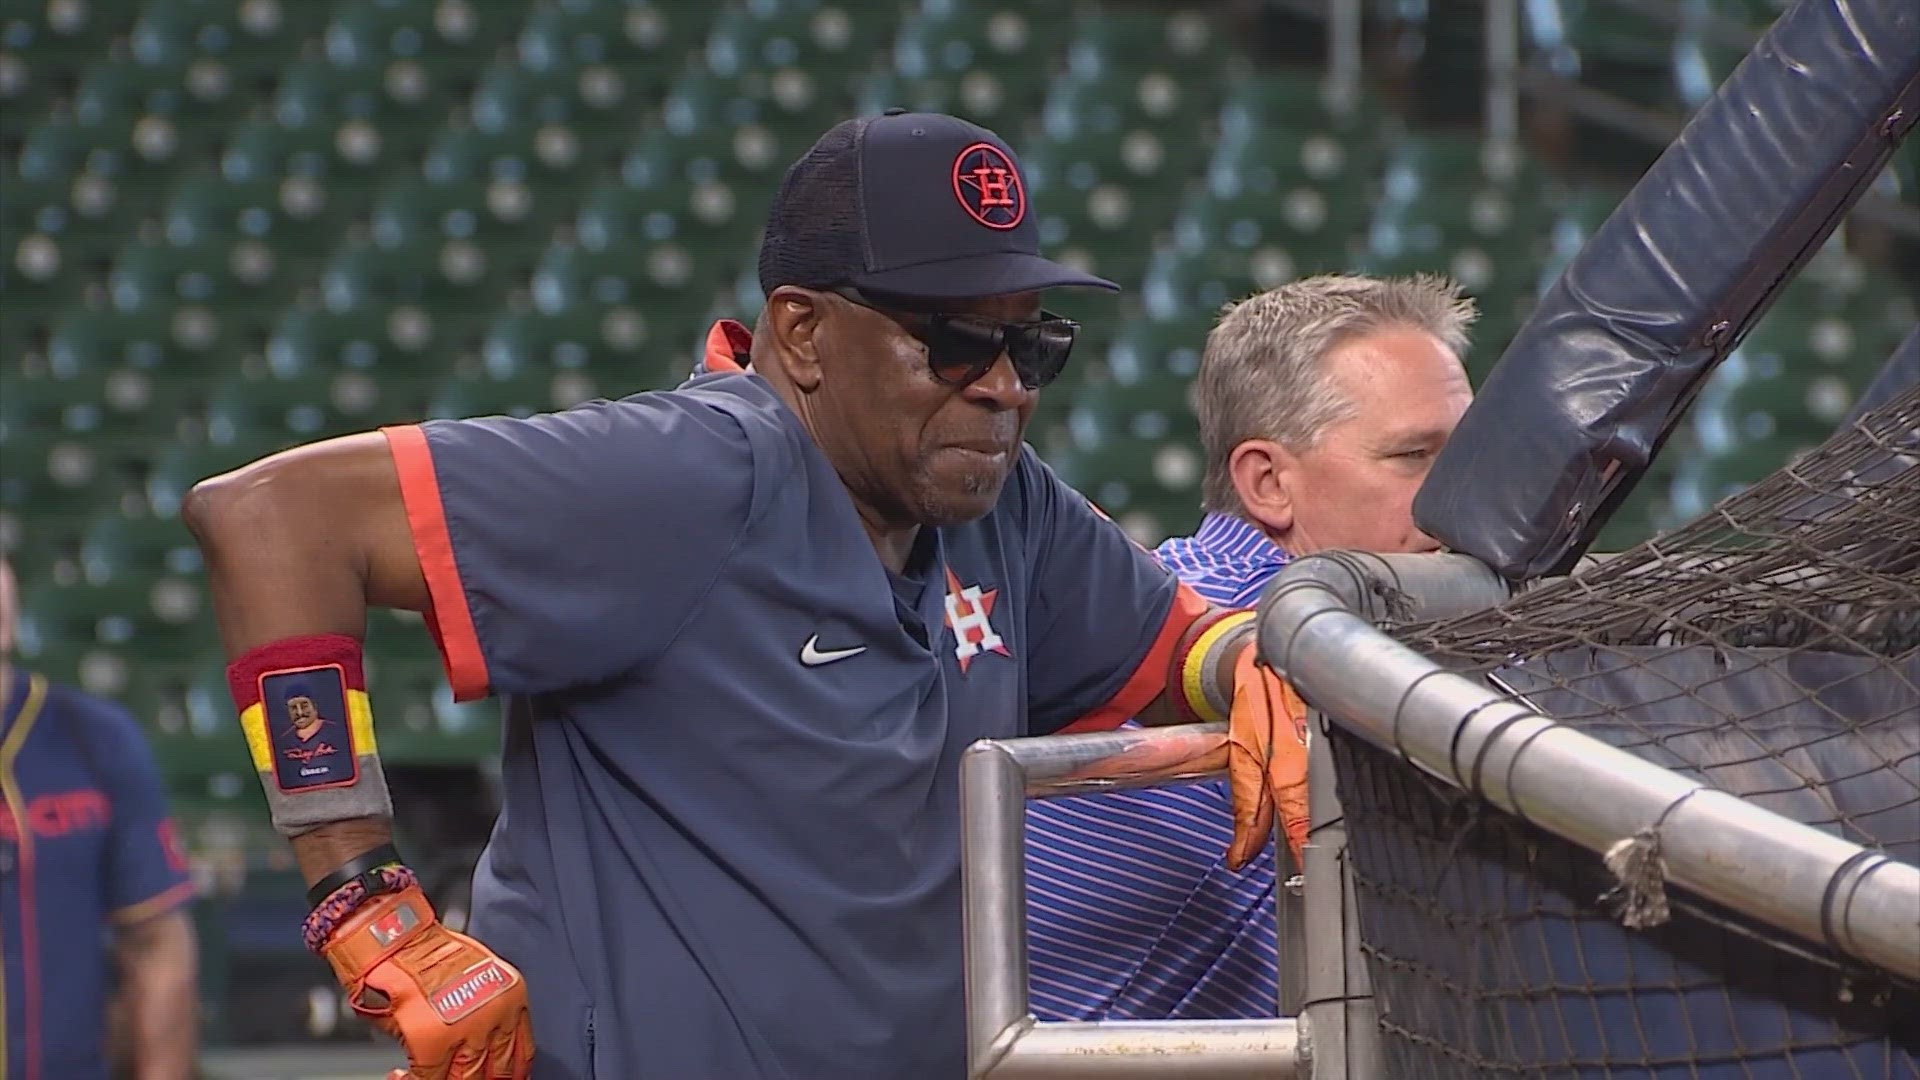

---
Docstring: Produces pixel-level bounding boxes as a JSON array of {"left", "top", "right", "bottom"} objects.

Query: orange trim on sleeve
[
  {"left": 111, "top": 879, "right": 198, "bottom": 926},
  {"left": 382, "top": 425, "right": 491, "bottom": 702},
  {"left": 704, "top": 320, "right": 752, "bottom": 373},
  {"left": 1058, "top": 580, "right": 1211, "bottom": 734}
]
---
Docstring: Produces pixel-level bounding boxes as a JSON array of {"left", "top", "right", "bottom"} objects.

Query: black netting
[
  {"left": 756, "top": 118, "right": 871, "bottom": 297},
  {"left": 1336, "top": 385, "right": 1920, "bottom": 1077}
]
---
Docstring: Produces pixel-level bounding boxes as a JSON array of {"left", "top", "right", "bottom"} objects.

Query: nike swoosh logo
[{"left": 799, "top": 635, "right": 867, "bottom": 667}]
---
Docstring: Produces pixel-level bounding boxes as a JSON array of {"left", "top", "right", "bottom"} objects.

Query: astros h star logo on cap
[{"left": 951, "top": 142, "right": 1026, "bottom": 230}]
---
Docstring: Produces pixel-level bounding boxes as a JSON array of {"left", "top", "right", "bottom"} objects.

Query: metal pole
[
  {"left": 961, "top": 727, "right": 1309, "bottom": 1079},
  {"left": 1274, "top": 842, "right": 1308, "bottom": 1018},
  {"left": 1257, "top": 564, "right": 1920, "bottom": 983},
  {"left": 1328, "top": 0, "right": 1362, "bottom": 117},
  {"left": 983, "top": 1019, "right": 1303, "bottom": 1079},
  {"left": 961, "top": 740, "right": 1033, "bottom": 1076},
  {"left": 1300, "top": 709, "right": 1382, "bottom": 1079},
  {"left": 1485, "top": 0, "right": 1520, "bottom": 146}
]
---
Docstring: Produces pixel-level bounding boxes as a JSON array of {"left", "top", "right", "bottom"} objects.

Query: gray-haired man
[{"left": 1025, "top": 272, "right": 1478, "bottom": 1021}]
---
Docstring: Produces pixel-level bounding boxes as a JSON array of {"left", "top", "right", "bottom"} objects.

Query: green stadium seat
[
  {"left": 320, "top": 239, "right": 493, "bottom": 310},
  {"left": 16, "top": 573, "right": 219, "bottom": 696},
  {"left": 204, "top": 366, "right": 392, "bottom": 447},
  {"left": 220, "top": 114, "right": 394, "bottom": 181},
  {"left": 323, "top": 0, "right": 515, "bottom": 65},
  {"left": 266, "top": 301, "right": 448, "bottom": 367},
  {"left": 80, "top": 511, "right": 201, "bottom": 582},
  {"left": 702, "top": 0, "right": 894, "bottom": 121},
  {"left": 890, "top": 0, "right": 1075, "bottom": 85},
  {"left": 159, "top": 174, "right": 339, "bottom": 282},
  {"left": 1063, "top": 7, "right": 1219, "bottom": 93},
  {"left": 372, "top": 176, "right": 565, "bottom": 253},
  {"left": 364, "top": 657, "right": 500, "bottom": 766},
  {"left": 0, "top": 428, "right": 142, "bottom": 519},
  {"left": 470, "top": 58, "right": 634, "bottom": 145},
  {"left": 518, "top": 0, "right": 704, "bottom": 63},
  {"left": 854, "top": 68, "right": 1018, "bottom": 126},
  {"left": 273, "top": 57, "right": 451, "bottom": 129},
  {"left": 530, "top": 242, "right": 728, "bottom": 333},
  {"left": 1559, "top": 0, "right": 1681, "bottom": 107},
  {"left": 421, "top": 122, "right": 589, "bottom": 186},
  {"left": 481, "top": 307, "right": 662, "bottom": 393},
  {"left": 426, "top": 366, "right": 594, "bottom": 420},
  {"left": 145, "top": 441, "right": 287, "bottom": 520},
  {"left": 111, "top": 237, "right": 292, "bottom": 310},
  {"left": 1044, "top": 314, "right": 1209, "bottom": 544},
  {"left": 0, "top": 0, "right": 122, "bottom": 62}
]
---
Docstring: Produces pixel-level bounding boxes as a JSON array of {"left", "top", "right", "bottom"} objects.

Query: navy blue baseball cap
[{"left": 757, "top": 110, "right": 1119, "bottom": 300}]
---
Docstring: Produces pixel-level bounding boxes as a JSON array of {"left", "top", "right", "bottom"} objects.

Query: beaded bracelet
[{"left": 301, "top": 863, "right": 420, "bottom": 955}]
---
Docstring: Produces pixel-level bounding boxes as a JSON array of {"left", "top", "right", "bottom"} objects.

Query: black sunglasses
[{"left": 833, "top": 286, "right": 1080, "bottom": 390}]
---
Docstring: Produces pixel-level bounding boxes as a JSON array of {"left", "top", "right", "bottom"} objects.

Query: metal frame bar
[
  {"left": 960, "top": 725, "right": 1307, "bottom": 1079},
  {"left": 959, "top": 553, "right": 1518, "bottom": 1079},
  {"left": 1257, "top": 556, "right": 1920, "bottom": 983}
]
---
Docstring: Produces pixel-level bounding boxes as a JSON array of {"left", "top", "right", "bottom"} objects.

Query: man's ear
[
  {"left": 760, "top": 286, "right": 827, "bottom": 393},
  {"left": 1228, "top": 439, "right": 1296, "bottom": 536}
]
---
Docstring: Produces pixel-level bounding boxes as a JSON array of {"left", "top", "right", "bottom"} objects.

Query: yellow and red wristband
[
  {"left": 1175, "top": 610, "right": 1257, "bottom": 725},
  {"left": 228, "top": 633, "right": 392, "bottom": 838}
]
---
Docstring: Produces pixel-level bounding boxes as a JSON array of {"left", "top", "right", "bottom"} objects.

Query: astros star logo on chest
[{"left": 943, "top": 566, "right": 1010, "bottom": 673}]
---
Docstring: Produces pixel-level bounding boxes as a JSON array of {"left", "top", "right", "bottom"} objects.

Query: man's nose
[{"left": 962, "top": 353, "right": 1035, "bottom": 410}]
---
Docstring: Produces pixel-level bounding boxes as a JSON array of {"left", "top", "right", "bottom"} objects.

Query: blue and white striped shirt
[{"left": 1024, "top": 512, "right": 1292, "bottom": 1021}]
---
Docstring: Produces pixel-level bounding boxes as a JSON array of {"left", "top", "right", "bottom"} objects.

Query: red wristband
[{"left": 228, "top": 634, "right": 371, "bottom": 795}]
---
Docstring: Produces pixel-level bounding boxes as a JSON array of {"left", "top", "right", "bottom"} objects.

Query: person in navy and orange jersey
[
  {"left": 181, "top": 110, "right": 1311, "bottom": 1079},
  {"left": 0, "top": 556, "right": 199, "bottom": 1080}
]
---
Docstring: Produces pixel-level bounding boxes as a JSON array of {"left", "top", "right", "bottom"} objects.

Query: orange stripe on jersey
[
  {"left": 383, "top": 424, "right": 491, "bottom": 702},
  {"left": 1058, "top": 579, "right": 1210, "bottom": 734}
]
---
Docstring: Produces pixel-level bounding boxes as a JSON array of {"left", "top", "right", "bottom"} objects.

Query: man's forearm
[
  {"left": 183, "top": 435, "right": 426, "bottom": 884},
  {"left": 1137, "top": 604, "right": 1256, "bottom": 727},
  {"left": 118, "top": 910, "right": 198, "bottom": 1080},
  {"left": 294, "top": 818, "right": 397, "bottom": 887}
]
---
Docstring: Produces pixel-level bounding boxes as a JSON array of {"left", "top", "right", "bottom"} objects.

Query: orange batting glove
[
  {"left": 1224, "top": 644, "right": 1312, "bottom": 872},
  {"left": 320, "top": 885, "right": 535, "bottom": 1080}
]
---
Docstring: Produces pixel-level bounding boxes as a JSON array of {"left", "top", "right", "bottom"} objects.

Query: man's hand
[
  {"left": 321, "top": 885, "right": 534, "bottom": 1080},
  {"left": 1224, "top": 644, "right": 1311, "bottom": 872}
]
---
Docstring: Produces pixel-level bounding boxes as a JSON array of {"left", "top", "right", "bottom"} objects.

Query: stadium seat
[
  {"left": 364, "top": 657, "right": 501, "bottom": 766},
  {"left": 273, "top": 57, "right": 451, "bottom": 131},
  {"left": 891, "top": 0, "right": 1070, "bottom": 122},
  {"left": 16, "top": 573, "right": 219, "bottom": 696},
  {"left": 323, "top": 0, "right": 515, "bottom": 65},
  {"left": 481, "top": 307, "right": 660, "bottom": 393},
  {"left": 80, "top": 510, "right": 200, "bottom": 582},
  {"left": 1046, "top": 315, "right": 1210, "bottom": 544},
  {"left": 144, "top": 440, "right": 287, "bottom": 521},
  {"left": 0, "top": 0, "right": 122, "bottom": 62},
  {"left": 1557, "top": 0, "right": 1682, "bottom": 109},
  {"left": 426, "top": 366, "right": 595, "bottom": 420},
  {"left": 138, "top": 661, "right": 261, "bottom": 804},
  {"left": 517, "top": 0, "right": 707, "bottom": 69}
]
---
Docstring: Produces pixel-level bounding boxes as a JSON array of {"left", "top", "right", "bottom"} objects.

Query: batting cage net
[{"left": 1332, "top": 385, "right": 1920, "bottom": 1078}]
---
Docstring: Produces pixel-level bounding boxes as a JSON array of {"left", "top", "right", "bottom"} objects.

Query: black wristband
[{"left": 305, "top": 843, "right": 407, "bottom": 909}]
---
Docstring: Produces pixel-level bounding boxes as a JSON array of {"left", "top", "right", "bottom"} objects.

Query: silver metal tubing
[
  {"left": 961, "top": 728, "right": 1307, "bottom": 1078},
  {"left": 1257, "top": 558, "right": 1920, "bottom": 982},
  {"left": 1300, "top": 709, "right": 1383, "bottom": 1080},
  {"left": 1486, "top": 0, "right": 1521, "bottom": 146},
  {"left": 980, "top": 1018, "right": 1305, "bottom": 1079}
]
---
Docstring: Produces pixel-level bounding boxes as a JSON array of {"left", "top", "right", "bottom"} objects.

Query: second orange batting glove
[
  {"left": 1224, "top": 643, "right": 1312, "bottom": 872},
  {"left": 319, "top": 882, "right": 536, "bottom": 1080}
]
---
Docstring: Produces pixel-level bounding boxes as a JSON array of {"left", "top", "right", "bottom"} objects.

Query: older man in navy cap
[{"left": 185, "top": 111, "right": 1308, "bottom": 1080}]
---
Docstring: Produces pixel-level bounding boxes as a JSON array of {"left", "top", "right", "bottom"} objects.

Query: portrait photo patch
[{"left": 261, "top": 663, "right": 360, "bottom": 793}]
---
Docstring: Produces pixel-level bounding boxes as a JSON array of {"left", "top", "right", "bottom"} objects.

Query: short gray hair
[{"left": 1196, "top": 272, "right": 1478, "bottom": 515}]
